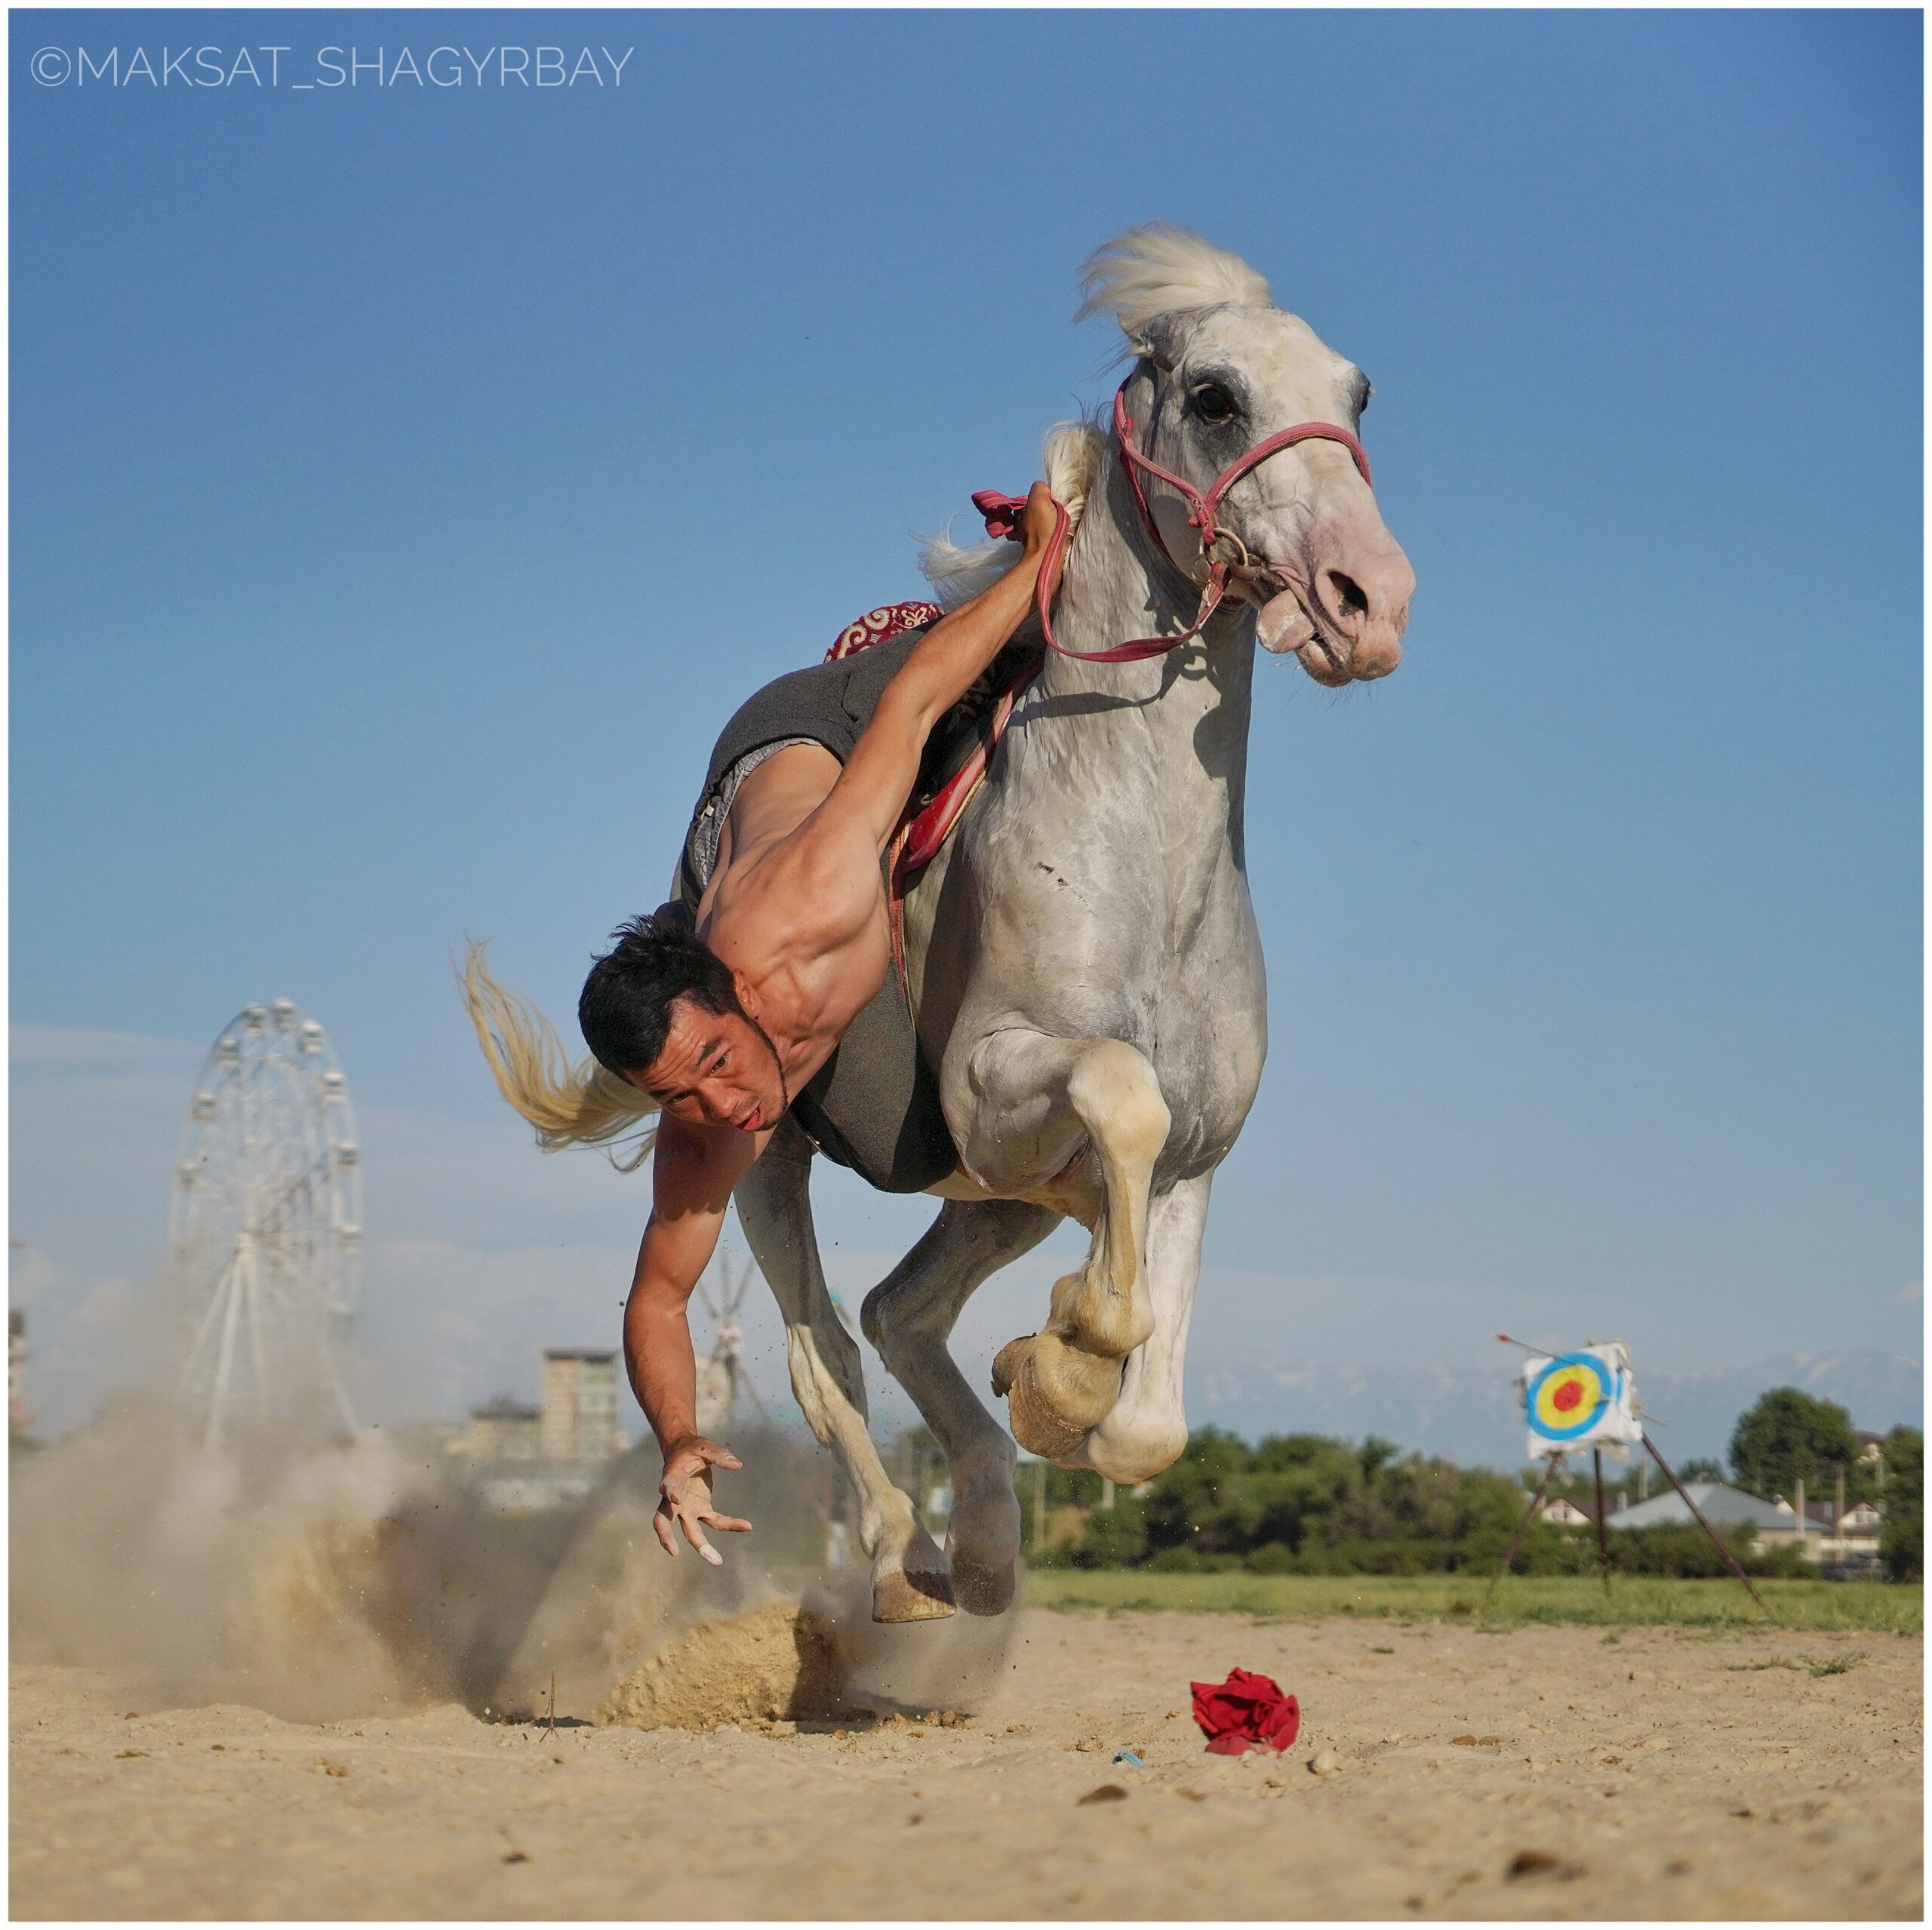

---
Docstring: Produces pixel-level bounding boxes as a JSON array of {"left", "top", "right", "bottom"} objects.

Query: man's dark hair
[{"left": 578, "top": 912, "right": 745, "bottom": 1078}]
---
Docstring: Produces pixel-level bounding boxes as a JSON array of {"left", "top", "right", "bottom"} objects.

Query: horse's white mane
[
  {"left": 918, "top": 225, "right": 1268, "bottom": 607},
  {"left": 1075, "top": 222, "right": 1273, "bottom": 340},
  {"left": 918, "top": 418, "right": 1106, "bottom": 609}
]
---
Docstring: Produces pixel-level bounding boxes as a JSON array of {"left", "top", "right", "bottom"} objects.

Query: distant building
[
  {"left": 477, "top": 1466, "right": 600, "bottom": 1511},
  {"left": 1608, "top": 1480, "right": 1882, "bottom": 1563},
  {"left": 1804, "top": 1497, "right": 1883, "bottom": 1563},
  {"left": 390, "top": 1420, "right": 467, "bottom": 1461},
  {"left": 465, "top": 1397, "right": 542, "bottom": 1462},
  {"left": 1538, "top": 1497, "right": 1594, "bottom": 1530},
  {"left": 1611, "top": 1481, "right": 1799, "bottom": 1541},
  {"left": 459, "top": 1350, "right": 629, "bottom": 1510},
  {"left": 541, "top": 1349, "right": 626, "bottom": 1463}
]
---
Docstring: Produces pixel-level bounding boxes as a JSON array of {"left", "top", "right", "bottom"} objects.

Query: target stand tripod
[
  {"left": 1488, "top": 1338, "right": 1764, "bottom": 1611},
  {"left": 1489, "top": 1434, "right": 1766, "bottom": 1609}
]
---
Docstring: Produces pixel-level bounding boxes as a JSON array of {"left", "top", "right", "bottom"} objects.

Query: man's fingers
[{"left": 656, "top": 1446, "right": 744, "bottom": 1565}]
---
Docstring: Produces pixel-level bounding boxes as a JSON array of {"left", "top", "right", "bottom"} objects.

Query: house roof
[
  {"left": 1538, "top": 1497, "right": 1594, "bottom": 1521},
  {"left": 1605, "top": 1482, "right": 1799, "bottom": 1532},
  {"left": 470, "top": 1398, "right": 541, "bottom": 1422}
]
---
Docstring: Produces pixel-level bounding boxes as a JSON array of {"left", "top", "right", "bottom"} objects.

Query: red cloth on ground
[{"left": 1189, "top": 1667, "right": 1300, "bottom": 1756}]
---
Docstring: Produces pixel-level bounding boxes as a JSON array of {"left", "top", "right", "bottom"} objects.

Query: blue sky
[{"left": 10, "top": 10, "right": 1921, "bottom": 1456}]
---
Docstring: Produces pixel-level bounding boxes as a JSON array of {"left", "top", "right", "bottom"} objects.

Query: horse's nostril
[{"left": 1327, "top": 570, "right": 1369, "bottom": 620}]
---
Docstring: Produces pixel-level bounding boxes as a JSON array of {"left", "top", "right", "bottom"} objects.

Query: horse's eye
[{"left": 1192, "top": 382, "right": 1238, "bottom": 424}]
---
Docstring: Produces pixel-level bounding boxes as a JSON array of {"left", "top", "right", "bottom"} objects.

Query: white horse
[{"left": 467, "top": 226, "right": 1414, "bottom": 1622}]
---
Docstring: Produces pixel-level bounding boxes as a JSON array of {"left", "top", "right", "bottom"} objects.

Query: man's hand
[
  {"left": 1017, "top": 480, "right": 1060, "bottom": 557},
  {"left": 654, "top": 1434, "right": 752, "bottom": 1564}
]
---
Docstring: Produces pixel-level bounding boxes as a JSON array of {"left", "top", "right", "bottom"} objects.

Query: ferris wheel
[{"left": 169, "top": 997, "right": 362, "bottom": 1446}]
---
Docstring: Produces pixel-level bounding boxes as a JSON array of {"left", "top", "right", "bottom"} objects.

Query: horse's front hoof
[
  {"left": 872, "top": 1564, "right": 956, "bottom": 1624},
  {"left": 947, "top": 1550, "right": 1016, "bottom": 1617},
  {"left": 990, "top": 1334, "right": 1035, "bottom": 1399},
  {"left": 994, "top": 1332, "right": 1115, "bottom": 1461}
]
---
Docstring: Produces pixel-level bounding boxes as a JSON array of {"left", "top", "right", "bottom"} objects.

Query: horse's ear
[{"left": 1131, "top": 318, "right": 1185, "bottom": 373}]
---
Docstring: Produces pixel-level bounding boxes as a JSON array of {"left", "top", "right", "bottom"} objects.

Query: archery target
[
  {"left": 1518, "top": 1342, "right": 1641, "bottom": 1459},
  {"left": 1529, "top": 1356, "right": 1608, "bottom": 1440}
]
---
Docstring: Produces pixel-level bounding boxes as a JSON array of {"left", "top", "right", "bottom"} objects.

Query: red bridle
[{"left": 974, "top": 377, "right": 1373, "bottom": 665}]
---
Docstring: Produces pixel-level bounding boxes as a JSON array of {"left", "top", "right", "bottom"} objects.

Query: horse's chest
[
  {"left": 1144, "top": 933, "right": 1267, "bottom": 1166},
  {"left": 946, "top": 819, "right": 1267, "bottom": 1164}
]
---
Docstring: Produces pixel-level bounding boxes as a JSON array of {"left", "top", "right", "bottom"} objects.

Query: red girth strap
[{"left": 973, "top": 378, "right": 1372, "bottom": 665}]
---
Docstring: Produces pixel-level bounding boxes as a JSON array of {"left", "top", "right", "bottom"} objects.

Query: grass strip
[{"left": 1022, "top": 1570, "right": 1921, "bottom": 1633}]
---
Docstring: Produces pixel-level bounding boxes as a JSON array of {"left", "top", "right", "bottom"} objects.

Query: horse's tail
[{"left": 457, "top": 939, "right": 657, "bottom": 1172}]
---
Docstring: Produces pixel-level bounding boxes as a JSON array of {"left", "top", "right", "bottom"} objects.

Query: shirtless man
[{"left": 575, "top": 483, "right": 1058, "bottom": 1564}]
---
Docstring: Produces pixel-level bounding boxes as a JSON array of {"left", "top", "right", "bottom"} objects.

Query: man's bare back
[{"left": 591, "top": 484, "right": 1058, "bottom": 1561}]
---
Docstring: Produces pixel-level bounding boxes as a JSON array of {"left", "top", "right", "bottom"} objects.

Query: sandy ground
[{"left": 10, "top": 1612, "right": 1921, "bottom": 1921}]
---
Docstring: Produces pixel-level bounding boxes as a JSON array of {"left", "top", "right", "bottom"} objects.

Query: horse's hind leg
[
  {"left": 863, "top": 1199, "right": 1061, "bottom": 1615},
  {"left": 733, "top": 1117, "right": 953, "bottom": 1623},
  {"left": 949, "top": 1032, "right": 1170, "bottom": 1462}
]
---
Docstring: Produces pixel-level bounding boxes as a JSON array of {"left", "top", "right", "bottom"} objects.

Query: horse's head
[{"left": 1080, "top": 226, "right": 1415, "bottom": 686}]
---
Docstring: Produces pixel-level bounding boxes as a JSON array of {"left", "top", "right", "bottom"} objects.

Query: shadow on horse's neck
[{"left": 1029, "top": 447, "right": 1257, "bottom": 801}]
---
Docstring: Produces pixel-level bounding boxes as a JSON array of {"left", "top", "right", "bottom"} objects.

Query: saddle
[{"left": 826, "top": 602, "right": 1040, "bottom": 980}]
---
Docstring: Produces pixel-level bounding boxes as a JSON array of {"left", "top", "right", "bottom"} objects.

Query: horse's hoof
[
  {"left": 990, "top": 1334, "right": 1035, "bottom": 1399},
  {"left": 995, "top": 1333, "right": 1106, "bottom": 1461},
  {"left": 872, "top": 1566, "right": 956, "bottom": 1624},
  {"left": 947, "top": 1552, "right": 1016, "bottom": 1617}
]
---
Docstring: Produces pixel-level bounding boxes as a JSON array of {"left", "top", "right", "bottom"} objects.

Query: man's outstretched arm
[
  {"left": 623, "top": 1114, "right": 762, "bottom": 1560},
  {"left": 824, "top": 481, "right": 1060, "bottom": 856}
]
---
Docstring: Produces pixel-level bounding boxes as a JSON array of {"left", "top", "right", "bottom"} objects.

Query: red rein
[{"left": 973, "top": 379, "right": 1372, "bottom": 665}]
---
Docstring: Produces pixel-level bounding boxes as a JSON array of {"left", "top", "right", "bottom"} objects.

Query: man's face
[{"left": 629, "top": 998, "right": 786, "bottom": 1133}]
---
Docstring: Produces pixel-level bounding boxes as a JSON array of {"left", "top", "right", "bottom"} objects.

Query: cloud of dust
[
  {"left": 460, "top": 1422, "right": 1021, "bottom": 1723},
  {"left": 10, "top": 1396, "right": 420, "bottom": 1720},
  {"left": 803, "top": 1569, "right": 1019, "bottom": 1718},
  {"left": 11, "top": 1397, "right": 1018, "bottom": 1729}
]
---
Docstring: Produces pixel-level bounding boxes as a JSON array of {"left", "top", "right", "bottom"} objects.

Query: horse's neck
[{"left": 1028, "top": 451, "right": 1256, "bottom": 868}]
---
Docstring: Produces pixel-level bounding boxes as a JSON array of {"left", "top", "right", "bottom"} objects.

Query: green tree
[
  {"left": 1040, "top": 1461, "right": 1105, "bottom": 1511},
  {"left": 1880, "top": 1426, "right": 1921, "bottom": 1582},
  {"left": 1071, "top": 1495, "right": 1148, "bottom": 1567},
  {"left": 1036, "top": 1421, "right": 1847, "bottom": 1577},
  {"left": 1728, "top": 1388, "right": 1861, "bottom": 1501},
  {"left": 1140, "top": 1426, "right": 1251, "bottom": 1554},
  {"left": 1676, "top": 1457, "right": 1724, "bottom": 1484},
  {"left": 1243, "top": 1434, "right": 1362, "bottom": 1554}
]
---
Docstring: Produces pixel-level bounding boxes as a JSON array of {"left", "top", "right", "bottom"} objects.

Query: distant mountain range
[{"left": 1187, "top": 1350, "right": 1923, "bottom": 1469}]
